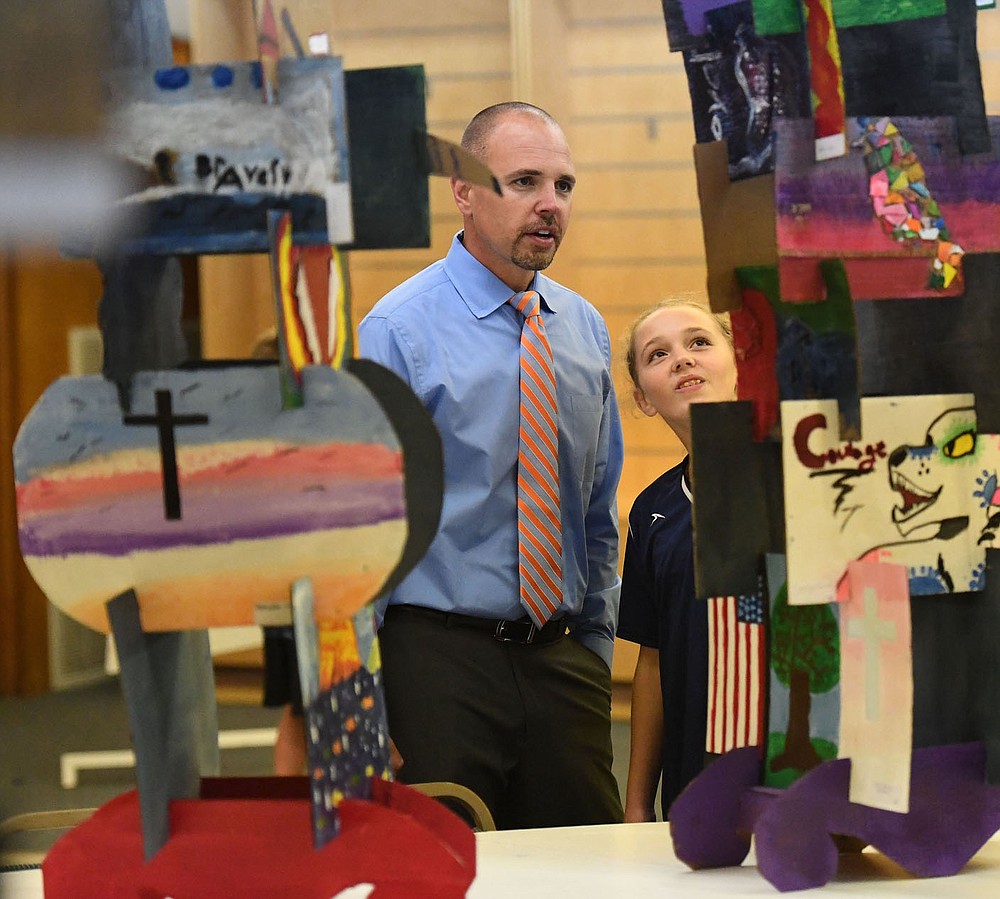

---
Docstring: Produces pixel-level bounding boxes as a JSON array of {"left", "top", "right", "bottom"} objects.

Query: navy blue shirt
[{"left": 617, "top": 457, "right": 708, "bottom": 818}]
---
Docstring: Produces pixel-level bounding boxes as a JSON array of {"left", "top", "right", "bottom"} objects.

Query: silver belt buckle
[{"left": 494, "top": 619, "right": 536, "bottom": 643}]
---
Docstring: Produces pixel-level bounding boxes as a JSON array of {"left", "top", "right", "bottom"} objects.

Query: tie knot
[{"left": 508, "top": 290, "right": 541, "bottom": 319}]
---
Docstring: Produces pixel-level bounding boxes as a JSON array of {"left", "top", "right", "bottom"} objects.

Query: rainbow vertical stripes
[
  {"left": 508, "top": 290, "right": 563, "bottom": 626},
  {"left": 271, "top": 211, "right": 353, "bottom": 408},
  {"left": 802, "top": 0, "right": 846, "bottom": 160}
]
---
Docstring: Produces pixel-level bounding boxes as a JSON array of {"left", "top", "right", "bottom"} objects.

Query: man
[{"left": 358, "top": 102, "right": 623, "bottom": 829}]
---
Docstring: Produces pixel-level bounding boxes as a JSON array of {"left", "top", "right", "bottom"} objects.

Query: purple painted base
[{"left": 670, "top": 742, "right": 1000, "bottom": 892}]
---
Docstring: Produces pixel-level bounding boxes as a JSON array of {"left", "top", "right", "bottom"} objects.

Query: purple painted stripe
[{"left": 19, "top": 478, "right": 405, "bottom": 557}]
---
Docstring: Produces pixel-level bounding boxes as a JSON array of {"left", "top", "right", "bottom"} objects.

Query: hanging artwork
[
  {"left": 683, "top": 1, "right": 810, "bottom": 180},
  {"left": 661, "top": 0, "right": 749, "bottom": 49},
  {"left": 855, "top": 252, "right": 1000, "bottom": 435},
  {"left": 735, "top": 262, "right": 859, "bottom": 441},
  {"left": 801, "top": 0, "right": 847, "bottom": 160},
  {"left": 781, "top": 394, "right": 998, "bottom": 606},
  {"left": 706, "top": 590, "right": 769, "bottom": 754},
  {"left": 752, "top": 0, "right": 946, "bottom": 33},
  {"left": 856, "top": 116, "right": 964, "bottom": 288},
  {"left": 837, "top": 2, "right": 990, "bottom": 156},
  {"left": 691, "top": 401, "right": 786, "bottom": 599},
  {"left": 694, "top": 139, "right": 778, "bottom": 313},
  {"left": 764, "top": 553, "right": 841, "bottom": 787},
  {"left": 838, "top": 558, "right": 913, "bottom": 812},
  {"left": 776, "top": 116, "right": 1000, "bottom": 301}
]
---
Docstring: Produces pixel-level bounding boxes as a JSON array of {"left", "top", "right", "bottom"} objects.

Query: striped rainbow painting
[{"left": 14, "top": 365, "right": 408, "bottom": 633}]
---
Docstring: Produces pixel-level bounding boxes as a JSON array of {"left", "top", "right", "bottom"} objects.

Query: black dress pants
[{"left": 379, "top": 605, "right": 623, "bottom": 830}]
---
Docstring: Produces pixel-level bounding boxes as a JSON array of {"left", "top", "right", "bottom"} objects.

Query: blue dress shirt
[{"left": 358, "top": 233, "right": 624, "bottom": 667}]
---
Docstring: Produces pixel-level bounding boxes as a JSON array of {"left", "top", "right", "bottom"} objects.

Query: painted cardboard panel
[
  {"left": 837, "top": 2, "right": 989, "bottom": 156},
  {"left": 267, "top": 209, "right": 352, "bottom": 410},
  {"left": 764, "top": 554, "right": 841, "bottom": 787},
  {"left": 781, "top": 394, "right": 999, "bottom": 606},
  {"left": 682, "top": 2, "right": 810, "bottom": 180},
  {"left": 104, "top": 56, "right": 353, "bottom": 253},
  {"left": 911, "top": 550, "right": 1000, "bottom": 783},
  {"left": 661, "top": 0, "right": 745, "bottom": 50},
  {"left": 730, "top": 269, "right": 780, "bottom": 441},
  {"left": 344, "top": 66, "right": 430, "bottom": 251},
  {"left": 346, "top": 359, "right": 444, "bottom": 600},
  {"left": 706, "top": 591, "right": 768, "bottom": 754},
  {"left": 694, "top": 140, "right": 778, "bottom": 314},
  {"left": 752, "top": 0, "right": 946, "bottom": 34},
  {"left": 802, "top": 0, "right": 847, "bottom": 161},
  {"left": 691, "top": 401, "right": 785, "bottom": 598},
  {"left": 98, "top": 254, "right": 189, "bottom": 410},
  {"left": 14, "top": 365, "right": 410, "bottom": 633},
  {"left": 253, "top": 0, "right": 280, "bottom": 105},
  {"left": 855, "top": 252, "right": 1000, "bottom": 435},
  {"left": 776, "top": 116, "right": 1000, "bottom": 300},
  {"left": 735, "top": 262, "right": 859, "bottom": 441},
  {"left": 292, "top": 578, "right": 392, "bottom": 847},
  {"left": 838, "top": 559, "right": 913, "bottom": 812},
  {"left": 108, "top": 589, "right": 219, "bottom": 860}
]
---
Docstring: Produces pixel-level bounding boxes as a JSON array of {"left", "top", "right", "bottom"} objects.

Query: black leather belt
[{"left": 386, "top": 604, "right": 568, "bottom": 645}]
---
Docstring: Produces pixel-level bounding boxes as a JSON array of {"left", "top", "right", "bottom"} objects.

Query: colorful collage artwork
[
  {"left": 662, "top": 0, "right": 1000, "bottom": 884},
  {"left": 776, "top": 116, "right": 1000, "bottom": 301},
  {"left": 680, "top": 0, "right": 993, "bottom": 303},
  {"left": 13, "top": 366, "right": 407, "bottom": 633}
]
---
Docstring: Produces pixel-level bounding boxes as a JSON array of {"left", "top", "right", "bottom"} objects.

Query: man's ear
[
  {"left": 452, "top": 176, "right": 472, "bottom": 215},
  {"left": 633, "top": 385, "right": 657, "bottom": 418}
]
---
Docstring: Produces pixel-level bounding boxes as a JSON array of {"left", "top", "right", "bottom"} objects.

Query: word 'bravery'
[
  {"left": 195, "top": 154, "right": 293, "bottom": 192},
  {"left": 794, "top": 413, "right": 887, "bottom": 472}
]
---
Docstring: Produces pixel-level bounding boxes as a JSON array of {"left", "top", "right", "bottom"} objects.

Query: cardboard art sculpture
[
  {"left": 663, "top": 0, "right": 1000, "bottom": 891},
  {"left": 8, "top": 2, "right": 480, "bottom": 896}
]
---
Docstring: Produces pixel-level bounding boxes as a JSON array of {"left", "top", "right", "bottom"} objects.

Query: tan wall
[
  {"left": 5, "top": 2, "right": 1000, "bottom": 691},
  {"left": 0, "top": 252, "right": 104, "bottom": 694}
]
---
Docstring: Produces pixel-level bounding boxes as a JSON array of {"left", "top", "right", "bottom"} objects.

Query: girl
[{"left": 617, "top": 298, "right": 738, "bottom": 822}]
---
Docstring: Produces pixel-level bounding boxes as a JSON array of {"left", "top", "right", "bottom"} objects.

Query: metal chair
[
  {"left": 0, "top": 807, "right": 97, "bottom": 868},
  {"left": 411, "top": 781, "right": 497, "bottom": 832}
]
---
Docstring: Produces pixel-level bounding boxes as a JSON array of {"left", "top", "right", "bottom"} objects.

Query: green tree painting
[{"left": 768, "top": 580, "right": 840, "bottom": 778}]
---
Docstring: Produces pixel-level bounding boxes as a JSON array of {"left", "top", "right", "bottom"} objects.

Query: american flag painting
[{"left": 707, "top": 592, "right": 768, "bottom": 754}]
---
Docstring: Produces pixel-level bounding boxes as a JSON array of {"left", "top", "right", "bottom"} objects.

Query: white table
[
  {"left": 4, "top": 822, "right": 1000, "bottom": 897},
  {"left": 470, "top": 823, "right": 1000, "bottom": 896}
]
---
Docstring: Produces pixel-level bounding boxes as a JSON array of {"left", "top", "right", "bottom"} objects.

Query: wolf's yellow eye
[{"left": 943, "top": 430, "right": 975, "bottom": 458}]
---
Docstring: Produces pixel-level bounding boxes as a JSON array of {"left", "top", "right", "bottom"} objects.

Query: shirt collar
[{"left": 443, "top": 231, "right": 558, "bottom": 319}]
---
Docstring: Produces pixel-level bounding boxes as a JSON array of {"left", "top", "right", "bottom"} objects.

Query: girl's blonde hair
[{"left": 623, "top": 297, "right": 734, "bottom": 389}]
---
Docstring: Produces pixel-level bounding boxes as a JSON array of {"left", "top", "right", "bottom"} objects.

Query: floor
[{"left": 0, "top": 671, "right": 641, "bottom": 862}]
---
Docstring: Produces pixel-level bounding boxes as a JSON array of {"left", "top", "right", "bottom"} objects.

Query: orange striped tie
[{"left": 508, "top": 290, "right": 563, "bottom": 626}]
